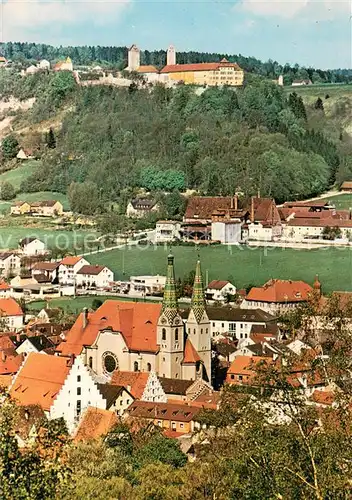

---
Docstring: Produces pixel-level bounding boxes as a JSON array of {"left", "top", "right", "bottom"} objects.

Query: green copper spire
[
  {"left": 162, "top": 253, "right": 179, "bottom": 322},
  {"left": 191, "top": 259, "right": 206, "bottom": 323}
]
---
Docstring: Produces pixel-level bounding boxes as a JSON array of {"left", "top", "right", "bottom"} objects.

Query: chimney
[
  {"left": 257, "top": 188, "right": 260, "bottom": 199},
  {"left": 251, "top": 197, "right": 255, "bottom": 223},
  {"left": 230, "top": 197, "right": 234, "bottom": 209},
  {"left": 82, "top": 307, "right": 88, "bottom": 329},
  {"left": 234, "top": 194, "right": 238, "bottom": 211}
]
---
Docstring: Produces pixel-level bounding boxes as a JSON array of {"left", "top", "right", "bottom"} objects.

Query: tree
[
  {"left": 0, "top": 181, "right": 15, "bottom": 200},
  {"left": 1, "top": 135, "right": 19, "bottom": 160},
  {"left": 67, "top": 182, "right": 102, "bottom": 215},
  {"left": 92, "top": 298, "right": 103, "bottom": 310},
  {"left": 314, "top": 97, "right": 324, "bottom": 111},
  {"left": 46, "top": 127, "right": 56, "bottom": 149}
]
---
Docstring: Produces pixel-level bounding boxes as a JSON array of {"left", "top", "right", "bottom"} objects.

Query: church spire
[
  {"left": 162, "top": 253, "right": 179, "bottom": 322},
  {"left": 191, "top": 259, "right": 206, "bottom": 323}
]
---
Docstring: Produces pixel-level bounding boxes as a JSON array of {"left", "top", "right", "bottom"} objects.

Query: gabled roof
[
  {"left": 19, "top": 237, "right": 40, "bottom": 246},
  {"left": 130, "top": 198, "right": 157, "bottom": 210},
  {"left": 30, "top": 200, "right": 59, "bottom": 207},
  {"left": 185, "top": 196, "right": 234, "bottom": 220},
  {"left": 110, "top": 371, "right": 149, "bottom": 399},
  {"left": 0, "top": 252, "right": 17, "bottom": 261},
  {"left": 0, "top": 281, "right": 10, "bottom": 290},
  {"left": 180, "top": 306, "right": 275, "bottom": 323},
  {"left": 97, "top": 383, "right": 131, "bottom": 409},
  {"left": 127, "top": 400, "right": 201, "bottom": 422},
  {"left": 341, "top": 181, "right": 352, "bottom": 189},
  {"left": 246, "top": 280, "right": 313, "bottom": 304},
  {"left": 158, "top": 377, "right": 194, "bottom": 395},
  {"left": 249, "top": 197, "right": 278, "bottom": 223},
  {"left": 227, "top": 355, "right": 273, "bottom": 378},
  {"left": 32, "top": 262, "right": 60, "bottom": 271},
  {"left": 207, "top": 280, "right": 230, "bottom": 290},
  {"left": 183, "top": 338, "right": 201, "bottom": 364},
  {"left": 76, "top": 265, "right": 107, "bottom": 276},
  {"left": 0, "top": 298, "right": 23, "bottom": 317},
  {"left": 10, "top": 353, "right": 71, "bottom": 410},
  {"left": 60, "top": 256, "right": 83, "bottom": 266},
  {"left": 57, "top": 300, "right": 162, "bottom": 356},
  {"left": 0, "top": 353, "right": 23, "bottom": 375},
  {"left": 74, "top": 407, "right": 118, "bottom": 442}
]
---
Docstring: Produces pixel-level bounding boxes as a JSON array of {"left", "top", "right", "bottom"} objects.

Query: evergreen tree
[
  {"left": 46, "top": 127, "right": 56, "bottom": 148},
  {"left": 314, "top": 97, "right": 324, "bottom": 111}
]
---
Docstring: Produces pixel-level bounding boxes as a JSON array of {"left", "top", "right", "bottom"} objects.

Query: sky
[{"left": 1, "top": 0, "right": 351, "bottom": 69}]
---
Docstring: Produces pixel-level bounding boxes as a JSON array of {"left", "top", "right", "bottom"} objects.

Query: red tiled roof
[
  {"left": 0, "top": 282, "right": 10, "bottom": 290},
  {"left": 246, "top": 279, "right": 313, "bottom": 304},
  {"left": 185, "top": 197, "right": 234, "bottom": 220},
  {"left": 10, "top": 353, "right": 70, "bottom": 410},
  {"left": 183, "top": 339, "right": 201, "bottom": 364},
  {"left": 283, "top": 200, "right": 329, "bottom": 208},
  {"left": 226, "top": 355, "right": 273, "bottom": 384},
  {"left": 207, "top": 280, "right": 230, "bottom": 290},
  {"left": 74, "top": 407, "right": 118, "bottom": 441},
  {"left": 341, "top": 181, "right": 352, "bottom": 189},
  {"left": 287, "top": 218, "right": 352, "bottom": 228},
  {"left": 0, "top": 298, "right": 23, "bottom": 317},
  {"left": 110, "top": 371, "right": 148, "bottom": 399},
  {"left": 161, "top": 61, "right": 241, "bottom": 74},
  {"left": 57, "top": 300, "right": 162, "bottom": 356},
  {"left": 76, "top": 265, "right": 106, "bottom": 276},
  {"left": 0, "top": 374, "right": 12, "bottom": 388},
  {"left": 32, "top": 262, "right": 60, "bottom": 271},
  {"left": 127, "top": 400, "right": 201, "bottom": 422},
  {"left": 311, "top": 390, "right": 334, "bottom": 406},
  {"left": 60, "top": 256, "right": 83, "bottom": 266},
  {"left": 137, "top": 65, "right": 158, "bottom": 74},
  {"left": 0, "top": 353, "right": 23, "bottom": 375}
]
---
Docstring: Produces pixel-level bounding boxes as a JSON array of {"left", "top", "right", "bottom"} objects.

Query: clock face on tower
[
  {"left": 161, "top": 317, "right": 167, "bottom": 324},
  {"left": 174, "top": 317, "right": 180, "bottom": 325}
]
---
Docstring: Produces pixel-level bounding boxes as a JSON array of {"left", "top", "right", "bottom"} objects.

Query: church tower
[
  {"left": 157, "top": 254, "right": 184, "bottom": 379},
  {"left": 128, "top": 44, "right": 140, "bottom": 71},
  {"left": 167, "top": 45, "right": 176, "bottom": 66},
  {"left": 186, "top": 260, "right": 211, "bottom": 382}
]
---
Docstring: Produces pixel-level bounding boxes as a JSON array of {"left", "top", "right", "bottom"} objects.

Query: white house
[
  {"left": 211, "top": 220, "right": 242, "bottom": 245},
  {"left": 19, "top": 237, "right": 46, "bottom": 256},
  {"left": 185, "top": 306, "right": 276, "bottom": 341},
  {"left": 75, "top": 265, "right": 114, "bottom": 289},
  {"left": 0, "top": 252, "right": 21, "bottom": 277},
  {"left": 58, "top": 256, "right": 89, "bottom": 285},
  {"left": 129, "top": 275, "right": 166, "bottom": 295},
  {"left": 205, "top": 280, "right": 236, "bottom": 303},
  {"left": 0, "top": 297, "right": 24, "bottom": 330},
  {"left": 155, "top": 221, "right": 181, "bottom": 243},
  {"left": 282, "top": 219, "right": 352, "bottom": 242},
  {"left": 15, "top": 335, "right": 55, "bottom": 355},
  {"left": 38, "top": 59, "right": 50, "bottom": 70},
  {"left": 10, "top": 353, "right": 115, "bottom": 434},
  {"left": 126, "top": 198, "right": 160, "bottom": 218},
  {"left": 26, "top": 65, "right": 39, "bottom": 75}
]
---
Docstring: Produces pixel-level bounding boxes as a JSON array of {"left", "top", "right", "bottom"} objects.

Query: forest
[
  {"left": 13, "top": 73, "right": 346, "bottom": 206},
  {"left": 1, "top": 41, "right": 352, "bottom": 85}
]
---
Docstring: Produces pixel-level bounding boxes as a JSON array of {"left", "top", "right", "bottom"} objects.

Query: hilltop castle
[{"left": 125, "top": 44, "right": 244, "bottom": 87}]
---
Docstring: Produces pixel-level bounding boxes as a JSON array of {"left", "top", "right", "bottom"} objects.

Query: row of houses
[
  {"left": 149, "top": 196, "right": 352, "bottom": 244},
  {"left": 11, "top": 200, "right": 64, "bottom": 217}
]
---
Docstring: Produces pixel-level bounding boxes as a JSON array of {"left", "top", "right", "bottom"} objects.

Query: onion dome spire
[
  {"left": 191, "top": 259, "right": 206, "bottom": 323},
  {"left": 162, "top": 253, "right": 179, "bottom": 322}
]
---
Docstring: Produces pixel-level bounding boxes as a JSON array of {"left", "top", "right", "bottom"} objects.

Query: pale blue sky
[{"left": 2, "top": 0, "right": 351, "bottom": 68}]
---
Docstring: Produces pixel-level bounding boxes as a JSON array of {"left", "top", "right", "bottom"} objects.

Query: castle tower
[
  {"left": 167, "top": 45, "right": 176, "bottom": 66},
  {"left": 157, "top": 254, "right": 184, "bottom": 379},
  {"left": 186, "top": 260, "right": 211, "bottom": 382},
  {"left": 128, "top": 44, "right": 140, "bottom": 71}
]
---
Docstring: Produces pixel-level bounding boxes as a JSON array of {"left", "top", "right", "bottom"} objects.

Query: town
[{"left": 0, "top": 34, "right": 351, "bottom": 498}]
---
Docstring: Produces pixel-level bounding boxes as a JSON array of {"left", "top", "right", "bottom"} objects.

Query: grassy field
[
  {"left": 0, "top": 161, "right": 38, "bottom": 189},
  {"left": 27, "top": 295, "right": 138, "bottom": 314},
  {"left": 324, "top": 194, "right": 352, "bottom": 210},
  {"left": 0, "top": 227, "right": 97, "bottom": 250},
  {"left": 88, "top": 245, "right": 352, "bottom": 294}
]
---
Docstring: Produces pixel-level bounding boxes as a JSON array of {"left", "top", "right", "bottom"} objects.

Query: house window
[
  {"left": 212, "top": 322, "right": 215, "bottom": 327},
  {"left": 147, "top": 362, "right": 151, "bottom": 372},
  {"left": 77, "top": 387, "right": 81, "bottom": 395},
  {"left": 239, "top": 375, "right": 243, "bottom": 381},
  {"left": 102, "top": 351, "right": 118, "bottom": 375},
  {"left": 231, "top": 374, "right": 234, "bottom": 379},
  {"left": 134, "top": 361, "right": 139, "bottom": 372},
  {"left": 180, "top": 423, "right": 184, "bottom": 429},
  {"left": 77, "top": 375, "right": 81, "bottom": 382},
  {"left": 76, "top": 400, "right": 81, "bottom": 416},
  {"left": 162, "top": 328, "right": 166, "bottom": 341},
  {"left": 221, "top": 323, "right": 224, "bottom": 328},
  {"left": 175, "top": 328, "right": 179, "bottom": 341},
  {"left": 201, "top": 329, "right": 203, "bottom": 334},
  {"left": 88, "top": 357, "right": 93, "bottom": 369}
]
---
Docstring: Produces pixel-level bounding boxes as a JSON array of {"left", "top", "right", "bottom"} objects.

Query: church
[{"left": 57, "top": 255, "right": 212, "bottom": 383}]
